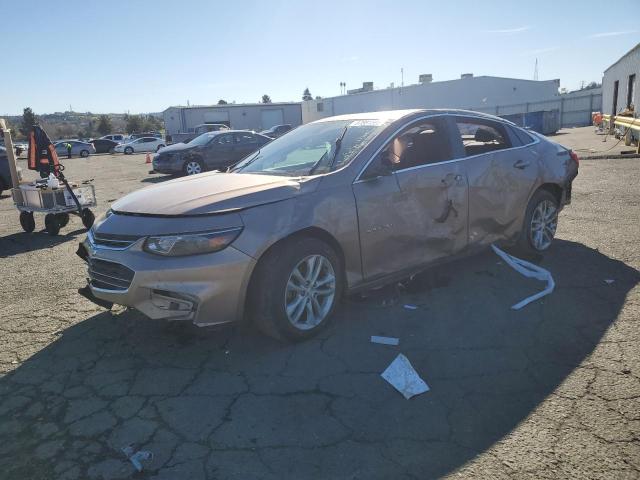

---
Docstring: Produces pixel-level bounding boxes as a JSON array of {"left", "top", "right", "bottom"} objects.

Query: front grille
[
  {"left": 90, "top": 230, "right": 141, "bottom": 249},
  {"left": 89, "top": 258, "right": 135, "bottom": 291}
]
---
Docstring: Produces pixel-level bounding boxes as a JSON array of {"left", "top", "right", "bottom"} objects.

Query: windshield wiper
[
  {"left": 308, "top": 125, "right": 348, "bottom": 175},
  {"left": 229, "top": 149, "right": 261, "bottom": 172}
]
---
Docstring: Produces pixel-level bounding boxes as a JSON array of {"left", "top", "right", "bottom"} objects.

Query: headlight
[{"left": 143, "top": 227, "right": 243, "bottom": 256}]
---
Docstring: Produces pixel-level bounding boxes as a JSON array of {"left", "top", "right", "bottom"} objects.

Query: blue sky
[{"left": 2, "top": 0, "right": 638, "bottom": 115}]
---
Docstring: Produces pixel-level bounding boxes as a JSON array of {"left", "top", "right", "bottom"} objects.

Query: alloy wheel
[
  {"left": 185, "top": 161, "right": 202, "bottom": 175},
  {"left": 530, "top": 199, "right": 557, "bottom": 251},
  {"left": 285, "top": 254, "right": 336, "bottom": 330}
]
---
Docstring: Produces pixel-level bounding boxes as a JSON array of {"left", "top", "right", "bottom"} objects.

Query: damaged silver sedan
[{"left": 78, "top": 109, "right": 579, "bottom": 340}]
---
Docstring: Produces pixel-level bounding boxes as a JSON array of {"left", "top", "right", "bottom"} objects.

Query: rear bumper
[{"left": 78, "top": 236, "right": 256, "bottom": 326}]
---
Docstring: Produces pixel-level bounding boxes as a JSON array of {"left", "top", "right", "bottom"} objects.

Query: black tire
[
  {"left": 250, "top": 236, "right": 343, "bottom": 341},
  {"left": 124, "top": 147, "right": 134, "bottom": 155},
  {"left": 183, "top": 159, "right": 205, "bottom": 176},
  {"left": 80, "top": 150, "right": 89, "bottom": 158},
  {"left": 81, "top": 209, "right": 95, "bottom": 229},
  {"left": 56, "top": 213, "right": 70, "bottom": 228},
  {"left": 19, "top": 211, "right": 35, "bottom": 233},
  {"left": 156, "top": 144, "right": 165, "bottom": 152},
  {"left": 513, "top": 189, "right": 559, "bottom": 257},
  {"left": 45, "top": 213, "right": 60, "bottom": 236}
]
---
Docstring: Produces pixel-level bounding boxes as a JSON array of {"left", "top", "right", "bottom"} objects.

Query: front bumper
[
  {"left": 152, "top": 155, "right": 182, "bottom": 174},
  {"left": 79, "top": 234, "right": 256, "bottom": 326}
]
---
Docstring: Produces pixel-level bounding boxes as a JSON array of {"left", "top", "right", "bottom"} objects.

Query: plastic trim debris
[
  {"left": 381, "top": 353, "right": 430, "bottom": 399},
  {"left": 371, "top": 335, "right": 400, "bottom": 345},
  {"left": 403, "top": 304, "right": 418, "bottom": 310},
  {"left": 121, "top": 445, "right": 153, "bottom": 472},
  {"left": 491, "top": 245, "right": 555, "bottom": 310}
]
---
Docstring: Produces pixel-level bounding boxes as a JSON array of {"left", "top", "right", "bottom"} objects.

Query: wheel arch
[
  {"left": 241, "top": 226, "right": 347, "bottom": 323},
  {"left": 535, "top": 182, "right": 563, "bottom": 205}
]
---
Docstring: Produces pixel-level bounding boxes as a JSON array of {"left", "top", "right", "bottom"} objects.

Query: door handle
[
  {"left": 513, "top": 160, "right": 530, "bottom": 169},
  {"left": 441, "top": 174, "right": 463, "bottom": 186}
]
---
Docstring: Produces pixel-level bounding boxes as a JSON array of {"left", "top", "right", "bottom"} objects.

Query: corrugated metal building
[
  {"left": 303, "top": 75, "right": 561, "bottom": 123},
  {"left": 164, "top": 103, "right": 302, "bottom": 136},
  {"left": 602, "top": 43, "right": 639, "bottom": 115}
]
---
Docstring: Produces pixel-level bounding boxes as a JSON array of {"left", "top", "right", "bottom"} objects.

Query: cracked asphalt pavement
[{"left": 0, "top": 149, "right": 639, "bottom": 479}]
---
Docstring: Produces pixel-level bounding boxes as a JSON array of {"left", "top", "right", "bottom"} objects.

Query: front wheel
[
  {"left": 251, "top": 237, "right": 343, "bottom": 341},
  {"left": 514, "top": 189, "right": 559, "bottom": 256},
  {"left": 20, "top": 211, "right": 35, "bottom": 233},
  {"left": 124, "top": 147, "right": 134, "bottom": 155},
  {"left": 183, "top": 159, "right": 204, "bottom": 176},
  {"left": 80, "top": 150, "right": 89, "bottom": 158}
]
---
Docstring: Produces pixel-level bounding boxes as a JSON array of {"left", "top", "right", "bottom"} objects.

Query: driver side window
[{"left": 362, "top": 117, "right": 453, "bottom": 179}]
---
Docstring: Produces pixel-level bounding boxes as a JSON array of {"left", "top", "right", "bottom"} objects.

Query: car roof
[{"left": 311, "top": 108, "right": 516, "bottom": 126}]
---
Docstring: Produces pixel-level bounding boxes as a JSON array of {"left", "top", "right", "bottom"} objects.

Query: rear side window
[
  {"left": 511, "top": 126, "right": 535, "bottom": 146},
  {"left": 235, "top": 133, "right": 256, "bottom": 144},
  {"left": 455, "top": 119, "right": 511, "bottom": 157}
]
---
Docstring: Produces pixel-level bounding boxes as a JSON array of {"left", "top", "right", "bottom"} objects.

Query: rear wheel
[
  {"left": 183, "top": 159, "right": 204, "bottom": 176},
  {"left": 124, "top": 147, "right": 134, "bottom": 155},
  {"left": 81, "top": 209, "right": 95, "bottom": 229},
  {"left": 251, "top": 237, "right": 342, "bottom": 341},
  {"left": 56, "top": 213, "right": 70, "bottom": 228},
  {"left": 514, "top": 189, "right": 559, "bottom": 256},
  {"left": 20, "top": 211, "right": 35, "bottom": 233},
  {"left": 45, "top": 213, "right": 60, "bottom": 236}
]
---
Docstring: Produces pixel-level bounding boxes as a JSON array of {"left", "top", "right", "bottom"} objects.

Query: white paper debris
[
  {"left": 371, "top": 335, "right": 400, "bottom": 346},
  {"left": 381, "top": 354, "right": 430, "bottom": 399},
  {"left": 491, "top": 245, "right": 555, "bottom": 310},
  {"left": 604, "top": 279, "right": 615, "bottom": 285},
  {"left": 403, "top": 304, "right": 418, "bottom": 310},
  {"left": 121, "top": 445, "right": 153, "bottom": 472}
]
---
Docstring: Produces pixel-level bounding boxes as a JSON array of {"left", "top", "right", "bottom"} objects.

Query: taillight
[{"left": 569, "top": 150, "right": 579, "bottom": 166}]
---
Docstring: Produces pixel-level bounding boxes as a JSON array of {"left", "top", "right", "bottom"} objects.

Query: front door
[
  {"left": 206, "top": 133, "right": 235, "bottom": 169},
  {"left": 353, "top": 116, "right": 469, "bottom": 281}
]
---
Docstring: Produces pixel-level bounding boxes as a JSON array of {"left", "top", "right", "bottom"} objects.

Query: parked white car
[
  {"left": 114, "top": 137, "right": 166, "bottom": 154},
  {"left": 100, "top": 134, "right": 126, "bottom": 143}
]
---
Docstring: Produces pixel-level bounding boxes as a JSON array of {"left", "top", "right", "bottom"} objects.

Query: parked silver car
[
  {"left": 79, "top": 109, "right": 579, "bottom": 340},
  {"left": 54, "top": 140, "right": 95, "bottom": 158}
]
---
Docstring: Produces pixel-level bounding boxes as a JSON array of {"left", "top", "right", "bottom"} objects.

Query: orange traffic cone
[{"left": 145, "top": 153, "right": 151, "bottom": 164}]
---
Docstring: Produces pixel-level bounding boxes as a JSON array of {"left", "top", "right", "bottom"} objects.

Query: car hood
[
  {"left": 111, "top": 172, "right": 311, "bottom": 215},
  {"left": 157, "top": 142, "right": 196, "bottom": 154}
]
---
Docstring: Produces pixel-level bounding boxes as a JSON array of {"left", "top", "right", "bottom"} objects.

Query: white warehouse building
[
  {"left": 163, "top": 102, "right": 302, "bottom": 136},
  {"left": 602, "top": 42, "right": 639, "bottom": 116},
  {"left": 303, "top": 75, "right": 561, "bottom": 123}
]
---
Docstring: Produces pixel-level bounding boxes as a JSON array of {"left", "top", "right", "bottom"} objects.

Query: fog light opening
[{"left": 151, "top": 290, "right": 197, "bottom": 314}]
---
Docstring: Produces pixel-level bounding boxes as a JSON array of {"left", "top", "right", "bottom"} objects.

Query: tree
[
  {"left": 20, "top": 107, "right": 38, "bottom": 136},
  {"left": 97, "top": 115, "right": 113, "bottom": 135},
  {"left": 302, "top": 88, "right": 313, "bottom": 101},
  {"left": 217, "top": 99, "right": 228, "bottom": 105},
  {"left": 261, "top": 95, "right": 272, "bottom": 104},
  {"left": 142, "top": 115, "right": 163, "bottom": 132},
  {"left": 125, "top": 114, "right": 143, "bottom": 134}
]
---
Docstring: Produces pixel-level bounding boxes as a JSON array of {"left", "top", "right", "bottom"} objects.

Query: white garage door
[
  {"left": 204, "top": 111, "right": 230, "bottom": 123},
  {"left": 261, "top": 109, "right": 284, "bottom": 129}
]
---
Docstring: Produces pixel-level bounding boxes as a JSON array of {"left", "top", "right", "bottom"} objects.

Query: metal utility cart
[
  {"left": 1, "top": 119, "right": 97, "bottom": 236},
  {"left": 12, "top": 182, "right": 96, "bottom": 235}
]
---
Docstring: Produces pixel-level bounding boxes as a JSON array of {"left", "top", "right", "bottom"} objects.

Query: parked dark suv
[{"left": 152, "top": 130, "right": 272, "bottom": 176}]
